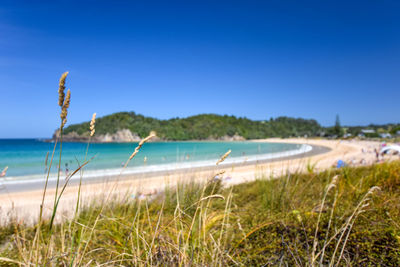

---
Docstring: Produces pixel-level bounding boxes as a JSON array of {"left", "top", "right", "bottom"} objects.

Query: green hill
[{"left": 63, "top": 112, "right": 323, "bottom": 140}]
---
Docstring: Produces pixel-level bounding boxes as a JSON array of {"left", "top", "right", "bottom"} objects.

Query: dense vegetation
[
  {"left": 64, "top": 112, "right": 323, "bottom": 140},
  {"left": 63, "top": 112, "right": 400, "bottom": 140},
  {"left": 345, "top": 123, "right": 400, "bottom": 137},
  {"left": 1, "top": 161, "right": 400, "bottom": 265}
]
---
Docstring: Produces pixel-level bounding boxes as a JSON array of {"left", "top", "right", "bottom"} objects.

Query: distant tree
[{"left": 334, "top": 114, "right": 343, "bottom": 137}]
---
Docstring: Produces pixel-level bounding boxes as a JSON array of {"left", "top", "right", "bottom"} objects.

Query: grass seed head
[
  {"left": 63, "top": 89, "right": 71, "bottom": 109},
  {"left": 326, "top": 175, "right": 339, "bottom": 192},
  {"left": 127, "top": 133, "right": 156, "bottom": 162},
  {"left": 90, "top": 113, "right": 96, "bottom": 136},
  {"left": 60, "top": 89, "right": 71, "bottom": 122},
  {"left": 216, "top": 149, "right": 231, "bottom": 165},
  {"left": 58, "top": 72, "right": 68, "bottom": 107},
  {"left": 61, "top": 118, "right": 67, "bottom": 128}
]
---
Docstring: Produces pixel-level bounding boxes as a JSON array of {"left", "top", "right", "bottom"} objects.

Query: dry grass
[
  {"left": 1, "top": 162, "right": 400, "bottom": 266},
  {"left": 0, "top": 73, "right": 399, "bottom": 266}
]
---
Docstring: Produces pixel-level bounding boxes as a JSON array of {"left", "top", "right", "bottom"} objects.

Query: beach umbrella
[
  {"left": 336, "top": 160, "right": 346, "bottom": 168},
  {"left": 380, "top": 145, "right": 400, "bottom": 154}
]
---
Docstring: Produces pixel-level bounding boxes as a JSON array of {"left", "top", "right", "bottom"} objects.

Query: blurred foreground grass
[{"left": 1, "top": 161, "right": 400, "bottom": 266}]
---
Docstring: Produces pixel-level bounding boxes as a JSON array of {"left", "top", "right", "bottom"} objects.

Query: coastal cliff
[
  {"left": 52, "top": 129, "right": 143, "bottom": 143},
  {"left": 52, "top": 129, "right": 244, "bottom": 143}
]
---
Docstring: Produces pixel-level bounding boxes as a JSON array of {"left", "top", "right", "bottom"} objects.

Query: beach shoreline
[
  {"left": 0, "top": 138, "right": 384, "bottom": 223},
  {"left": 0, "top": 142, "right": 322, "bottom": 194}
]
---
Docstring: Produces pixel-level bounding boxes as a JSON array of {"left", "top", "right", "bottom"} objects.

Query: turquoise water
[{"left": 0, "top": 139, "right": 306, "bottom": 179}]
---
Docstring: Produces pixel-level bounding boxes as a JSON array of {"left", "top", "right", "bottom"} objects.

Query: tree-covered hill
[{"left": 63, "top": 112, "right": 323, "bottom": 140}]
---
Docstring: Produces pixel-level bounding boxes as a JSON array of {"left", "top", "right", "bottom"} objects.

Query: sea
[{"left": 0, "top": 139, "right": 311, "bottom": 185}]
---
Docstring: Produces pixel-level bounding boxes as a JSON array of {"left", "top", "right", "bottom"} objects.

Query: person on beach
[
  {"left": 374, "top": 148, "right": 379, "bottom": 162},
  {"left": 0, "top": 166, "right": 8, "bottom": 177},
  {"left": 65, "top": 163, "right": 69, "bottom": 176}
]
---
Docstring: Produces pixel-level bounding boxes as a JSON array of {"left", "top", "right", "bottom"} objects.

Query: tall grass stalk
[
  {"left": 50, "top": 73, "right": 70, "bottom": 231},
  {"left": 69, "top": 113, "right": 96, "bottom": 266},
  {"left": 50, "top": 120, "right": 64, "bottom": 231},
  {"left": 72, "top": 131, "right": 155, "bottom": 265},
  {"left": 31, "top": 138, "right": 58, "bottom": 265},
  {"left": 329, "top": 186, "right": 381, "bottom": 266},
  {"left": 311, "top": 175, "right": 339, "bottom": 265}
]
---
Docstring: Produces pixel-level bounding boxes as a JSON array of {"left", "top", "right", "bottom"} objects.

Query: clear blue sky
[{"left": 0, "top": 0, "right": 399, "bottom": 138}]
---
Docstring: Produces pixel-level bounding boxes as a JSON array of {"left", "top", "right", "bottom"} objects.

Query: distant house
[
  {"left": 361, "top": 129, "right": 375, "bottom": 134},
  {"left": 396, "top": 130, "right": 400, "bottom": 136},
  {"left": 358, "top": 129, "right": 377, "bottom": 138},
  {"left": 379, "top": 133, "right": 392, "bottom": 138}
]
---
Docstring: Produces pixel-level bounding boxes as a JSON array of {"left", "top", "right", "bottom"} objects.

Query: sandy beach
[{"left": 0, "top": 138, "right": 387, "bottom": 224}]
